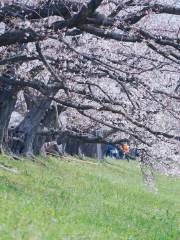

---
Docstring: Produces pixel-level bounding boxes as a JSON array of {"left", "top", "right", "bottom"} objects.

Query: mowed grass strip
[{"left": 0, "top": 155, "right": 179, "bottom": 240}]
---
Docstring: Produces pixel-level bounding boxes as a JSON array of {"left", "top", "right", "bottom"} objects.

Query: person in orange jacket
[
  {"left": 121, "top": 143, "right": 130, "bottom": 160},
  {"left": 122, "top": 143, "right": 129, "bottom": 154}
]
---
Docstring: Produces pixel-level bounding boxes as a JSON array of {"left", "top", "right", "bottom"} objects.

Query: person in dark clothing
[{"left": 106, "top": 144, "right": 119, "bottom": 159}]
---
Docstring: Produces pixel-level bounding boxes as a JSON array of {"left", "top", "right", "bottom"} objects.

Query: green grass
[{"left": 0, "top": 155, "right": 179, "bottom": 240}]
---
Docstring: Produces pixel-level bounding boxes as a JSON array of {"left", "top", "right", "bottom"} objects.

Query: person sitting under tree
[{"left": 118, "top": 142, "right": 130, "bottom": 161}]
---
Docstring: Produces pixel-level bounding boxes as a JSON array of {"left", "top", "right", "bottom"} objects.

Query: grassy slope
[{"left": 0, "top": 155, "right": 179, "bottom": 240}]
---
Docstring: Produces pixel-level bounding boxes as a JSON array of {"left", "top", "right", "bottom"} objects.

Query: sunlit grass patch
[{"left": 0, "top": 155, "right": 179, "bottom": 240}]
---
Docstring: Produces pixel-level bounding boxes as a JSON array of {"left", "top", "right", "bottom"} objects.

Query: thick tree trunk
[
  {"left": 12, "top": 91, "right": 65, "bottom": 156},
  {"left": 33, "top": 133, "right": 46, "bottom": 155},
  {"left": 12, "top": 96, "right": 52, "bottom": 156},
  {"left": 0, "top": 84, "right": 18, "bottom": 153},
  {"left": 33, "top": 105, "right": 65, "bottom": 155}
]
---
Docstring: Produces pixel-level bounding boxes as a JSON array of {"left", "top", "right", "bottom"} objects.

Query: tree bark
[
  {"left": 11, "top": 96, "right": 53, "bottom": 156},
  {"left": 33, "top": 104, "right": 65, "bottom": 155},
  {"left": 0, "top": 83, "right": 18, "bottom": 153},
  {"left": 11, "top": 87, "right": 66, "bottom": 156}
]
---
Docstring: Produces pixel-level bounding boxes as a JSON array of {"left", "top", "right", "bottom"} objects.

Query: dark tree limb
[{"left": 0, "top": 28, "right": 45, "bottom": 47}]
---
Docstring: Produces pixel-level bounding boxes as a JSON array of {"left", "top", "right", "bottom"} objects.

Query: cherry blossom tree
[{"left": 0, "top": 0, "right": 179, "bottom": 176}]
